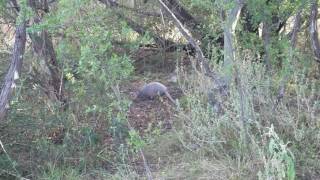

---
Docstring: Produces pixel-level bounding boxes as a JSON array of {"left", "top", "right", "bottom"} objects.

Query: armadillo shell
[{"left": 137, "top": 82, "right": 167, "bottom": 100}]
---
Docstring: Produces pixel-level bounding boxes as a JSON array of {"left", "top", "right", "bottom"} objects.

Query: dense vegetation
[{"left": 0, "top": 0, "right": 320, "bottom": 179}]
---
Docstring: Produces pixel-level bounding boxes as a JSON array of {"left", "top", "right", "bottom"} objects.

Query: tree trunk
[
  {"left": 222, "top": 0, "right": 248, "bottom": 145},
  {"left": 290, "top": 10, "right": 302, "bottom": 49},
  {"left": 0, "top": 22, "right": 27, "bottom": 120},
  {"left": 262, "top": 22, "right": 271, "bottom": 71},
  {"left": 28, "top": 0, "right": 67, "bottom": 104},
  {"left": 222, "top": 0, "right": 244, "bottom": 83},
  {"left": 30, "top": 30, "right": 66, "bottom": 103},
  {"left": 274, "top": 9, "right": 302, "bottom": 109},
  {"left": 8, "top": 0, "right": 66, "bottom": 105},
  {"left": 309, "top": 0, "right": 320, "bottom": 62}
]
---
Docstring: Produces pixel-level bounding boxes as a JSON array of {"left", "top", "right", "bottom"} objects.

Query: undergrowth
[{"left": 1, "top": 45, "right": 320, "bottom": 180}]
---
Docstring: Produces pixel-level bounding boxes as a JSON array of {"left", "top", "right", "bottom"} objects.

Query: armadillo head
[{"left": 129, "top": 91, "right": 138, "bottom": 100}]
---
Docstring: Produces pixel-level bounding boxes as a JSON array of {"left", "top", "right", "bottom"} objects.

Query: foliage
[
  {"left": 128, "top": 130, "right": 145, "bottom": 151},
  {"left": 1, "top": 0, "right": 320, "bottom": 179},
  {"left": 40, "top": 164, "right": 81, "bottom": 180},
  {"left": 258, "top": 125, "right": 295, "bottom": 180}
]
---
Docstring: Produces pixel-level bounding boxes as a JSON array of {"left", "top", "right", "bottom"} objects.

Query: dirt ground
[
  {"left": 125, "top": 79, "right": 183, "bottom": 136},
  {"left": 123, "top": 49, "right": 186, "bottom": 135}
]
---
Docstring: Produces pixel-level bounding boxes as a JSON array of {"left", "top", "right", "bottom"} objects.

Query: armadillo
[{"left": 136, "top": 82, "right": 175, "bottom": 104}]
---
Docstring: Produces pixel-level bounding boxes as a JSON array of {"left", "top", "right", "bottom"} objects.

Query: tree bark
[
  {"left": 290, "top": 10, "right": 302, "bottom": 49},
  {"left": 309, "top": 0, "right": 320, "bottom": 62},
  {"left": 0, "top": 22, "right": 27, "bottom": 120},
  {"left": 222, "top": 0, "right": 244, "bottom": 83},
  {"left": 262, "top": 22, "right": 271, "bottom": 71},
  {"left": 28, "top": 0, "right": 66, "bottom": 104},
  {"left": 8, "top": 0, "right": 66, "bottom": 104},
  {"left": 222, "top": 0, "right": 248, "bottom": 145},
  {"left": 30, "top": 29, "right": 66, "bottom": 103},
  {"left": 274, "top": 9, "right": 302, "bottom": 109}
]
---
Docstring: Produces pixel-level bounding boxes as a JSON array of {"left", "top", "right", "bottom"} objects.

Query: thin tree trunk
[
  {"left": 262, "top": 22, "right": 271, "bottom": 71},
  {"left": 222, "top": 0, "right": 244, "bottom": 84},
  {"left": 309, "top": 0, "right": 320, "bottom": 62},
  {"left": 222, "top": 0, "right": 247, "bottom": 144},
  {"left": 30, "top": 30, "right": 66, "bottom": 103},
  {"left": 290, "top": 10, "right": 302, "bottom": 48},
  {"left": 8, "top": 0, "right": 66, "bottom": 105},
  {"left": 274, "top": 9, "right": 302, "bottom": 109},
  {"left": 0, "top": 22, "right": 27, "bottom": 120},
  {"left": 28, "top": 0, "right": 66, "bottom": 104}
]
